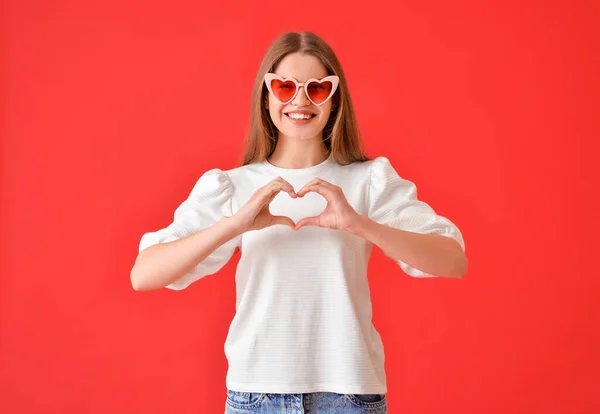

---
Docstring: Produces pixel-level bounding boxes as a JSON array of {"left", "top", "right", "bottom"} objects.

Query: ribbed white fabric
[{"left": 139, "top": 156, "right": 465, "bottom": 394}]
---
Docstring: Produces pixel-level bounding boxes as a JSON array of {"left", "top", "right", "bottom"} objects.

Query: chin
[
  {"left": 283, "top": 129, "right": 321, "bottom": 140},
  {"left": 279, "top": 121, "right": 327, "bottom": 141}
]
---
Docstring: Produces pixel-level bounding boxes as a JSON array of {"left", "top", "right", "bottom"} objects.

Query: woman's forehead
[{"left": 274, "top": 53, "right": 328, "bottom": 80}]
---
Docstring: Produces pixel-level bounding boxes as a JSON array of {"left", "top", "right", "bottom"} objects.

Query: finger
[
  {"left": 298, "top": 178, "right": 337, "bottom": 194},
  {"left": 298, "top": 179, "right": 318, "bottom": 195},
  {"left": 273, "top": 176, "right": 297, "bottom": 193},
  {"left": 260, "top": 183, "right": 296, "bottom": 205},
  {"left": 270, "top": 215, "right": 296, "bottom": 230},
  {"left": 300, "top": 178, "right": 320, "bottom": 189},
  {"left": 268, "top": 178, "right": 297, "bottom": 198},
  {"left": 297, "top": 183, "right": 334, "bottom": 199},
  {"left": 265, "top": 191, "right": 278, "bottom": 205},
  {"left": 295, "top": 215, "right": 320, "bottom": 231}
]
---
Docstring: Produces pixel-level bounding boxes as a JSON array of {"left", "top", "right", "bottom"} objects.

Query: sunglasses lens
[
  {"left": 270, "top": 79, "right": 297, "bottom": 103},
  {"left": 307, "top": 81, "right": 334, "bottom": 104}
]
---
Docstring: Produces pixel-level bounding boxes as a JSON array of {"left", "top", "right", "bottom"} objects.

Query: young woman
[{"left": 131, "top": 31, "right": 467, "bottom": 414}]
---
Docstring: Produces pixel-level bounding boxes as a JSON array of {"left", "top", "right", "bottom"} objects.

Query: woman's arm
[
  {"left": 131, "top": 175, "right": 298, "bottom": 291},
  {"left": 130, "top": 217, "right": 241, "bottom": 291},
  {"left": 351, "top": 215, "right": 468, "bottom": 279}
]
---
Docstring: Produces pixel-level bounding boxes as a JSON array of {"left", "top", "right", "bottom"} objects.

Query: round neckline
[{"left": 263, "top": 155, "right": 334, "bottom": 174}]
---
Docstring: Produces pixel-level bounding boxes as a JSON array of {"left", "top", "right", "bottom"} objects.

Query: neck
[{"left": 268, "top": 135, "right": 329, "bottom": 169}]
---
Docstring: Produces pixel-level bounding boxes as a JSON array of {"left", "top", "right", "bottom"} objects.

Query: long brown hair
[{"left": 240, "top": 31, "right": 371, "bottom": 166}]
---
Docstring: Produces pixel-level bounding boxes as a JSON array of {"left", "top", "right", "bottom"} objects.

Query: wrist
[
  {"left": 344, "top": 214, "right": 373, "bottom": 238},
  {"left": 219, "top": 216, "right": 246, "bottom": 238}
]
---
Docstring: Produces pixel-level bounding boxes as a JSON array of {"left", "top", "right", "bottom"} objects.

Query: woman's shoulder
[{"left": 186, "top": 167, "right": 234, "bottom": 199}]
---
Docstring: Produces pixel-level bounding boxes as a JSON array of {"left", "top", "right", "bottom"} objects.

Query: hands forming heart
[
  {"left": 294, "top": 178, "right": 359, "bottom": 232},
  {"left": 231, "top": 176, "right": 361, "bottom": 234}
]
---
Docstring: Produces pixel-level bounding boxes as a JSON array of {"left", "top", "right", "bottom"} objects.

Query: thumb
[
  {"left": 295, "top": 216, "right": 318, "bottom": 231},
  {"left": 270, "top": 215, "right": 296, "bottom": 230}
]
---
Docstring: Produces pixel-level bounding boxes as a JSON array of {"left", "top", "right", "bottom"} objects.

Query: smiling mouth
[{"left": 285, "top": 113, "right": 316, "bottom": 120}]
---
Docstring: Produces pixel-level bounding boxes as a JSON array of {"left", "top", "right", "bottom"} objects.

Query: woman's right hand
[{"left": 232, "top": 177, "right": 297, "bottom": 232}]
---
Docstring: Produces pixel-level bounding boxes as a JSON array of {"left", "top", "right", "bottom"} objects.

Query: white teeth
[{"left": 287, "top": 113, "right": 313, "bottom": 120}]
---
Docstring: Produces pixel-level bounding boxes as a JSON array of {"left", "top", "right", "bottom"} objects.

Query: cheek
[
  {"left": 268, "top": 97, "right": 285, "bottom": 121},
  {"left": 317, "top": 104, "right": 333, "bottom": 123}
]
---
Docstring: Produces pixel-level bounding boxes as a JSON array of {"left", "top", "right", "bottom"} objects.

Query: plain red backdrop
[{"left": 1, "top": 0, "right": 598, "bottom": 413}]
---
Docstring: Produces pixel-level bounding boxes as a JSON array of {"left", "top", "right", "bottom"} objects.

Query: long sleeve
[
  {"left": 138, "top": 168, "right": 241, "bottom": 290},
  {"left": 367, "top": 156, "right": 466, "bottom": 277}
]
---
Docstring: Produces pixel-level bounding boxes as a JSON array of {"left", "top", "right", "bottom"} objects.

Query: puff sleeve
[
  {"left": 138, "top": 169, "right": 241, "bottom": 290},
  {"left": 367, "top": 157, "right": 465, "bottom": 277}
]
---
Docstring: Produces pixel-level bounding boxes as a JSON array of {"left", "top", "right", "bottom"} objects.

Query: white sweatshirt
[{"left": 138, "top": 156, "right": 465, "bottom": 394}]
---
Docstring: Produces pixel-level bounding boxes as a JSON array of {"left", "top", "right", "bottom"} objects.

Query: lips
[
  {"left": 284, "top": 111, "right": 316, "bottom": 115},
  {"left": 284, "top": 111, "right": 316, "bottom": 120}
]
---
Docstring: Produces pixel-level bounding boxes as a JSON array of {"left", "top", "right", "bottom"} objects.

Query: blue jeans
[{"left": 225, "top": 389, "right": 388, "bottom": 413}]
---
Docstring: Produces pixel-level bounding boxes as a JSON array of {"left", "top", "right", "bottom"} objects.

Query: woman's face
[{"left": 266, "top": 53, "right": 334, "bottom": 141}]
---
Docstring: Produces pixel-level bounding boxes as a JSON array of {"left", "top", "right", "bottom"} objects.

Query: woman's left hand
[{"left": 294, "top": 178, "right": 362, "bottom": 233}]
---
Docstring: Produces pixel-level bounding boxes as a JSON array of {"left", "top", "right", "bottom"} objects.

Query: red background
[{"left": 1, "top": 1, "right": 598, "bottom": 413}]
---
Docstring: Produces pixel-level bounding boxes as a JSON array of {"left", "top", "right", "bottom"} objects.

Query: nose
[{"left": 291, "top": 85, "right": 310, "bottom": 106}]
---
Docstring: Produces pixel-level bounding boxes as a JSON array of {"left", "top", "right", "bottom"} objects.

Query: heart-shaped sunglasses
[{"left": 264, "top": 73, "right": 340, "bottom": 106}]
